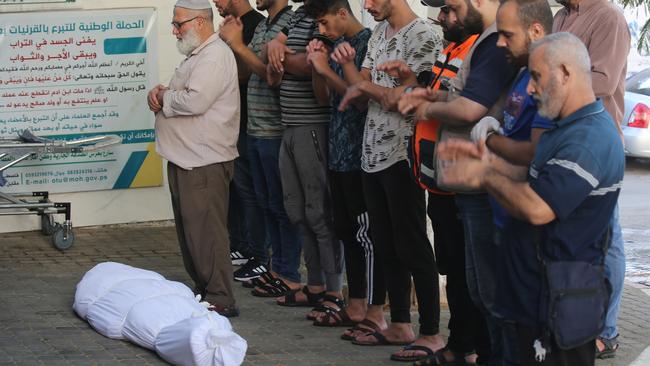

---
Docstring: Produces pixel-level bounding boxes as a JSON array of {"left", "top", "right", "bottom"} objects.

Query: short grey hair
[{"left": 530, "top": 32, "right": 591, "bottom": 75}]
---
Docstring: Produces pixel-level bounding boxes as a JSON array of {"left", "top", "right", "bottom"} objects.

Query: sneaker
[
  {"left": 230, "top": 250, "right": 249, "bottom": 266},
  {"left": 233, "top": 259, "right": 268, "bottom": 282}
]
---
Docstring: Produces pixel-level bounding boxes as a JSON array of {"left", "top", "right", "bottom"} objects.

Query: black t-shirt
[
  {"left": 238, "top": 9, "right": 265, "bottom": 136},
  {"left": 241, "top": 9, "right": 265, "bottom": 47},
  {"left": 460, "top": 33, "right": 517, "bottom": 108}
]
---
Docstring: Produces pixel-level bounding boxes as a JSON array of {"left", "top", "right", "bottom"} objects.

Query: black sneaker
[
  {"left": 230, "top": 250, "right": 249, "bottom": 266},
  {"left": 233, "top": 259, "right": 268, "bottom": 282}
]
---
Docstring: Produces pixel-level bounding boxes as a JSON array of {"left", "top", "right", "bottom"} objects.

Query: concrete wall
[{"left": 0, "top": 0, "right": 431, "bottom": 233}]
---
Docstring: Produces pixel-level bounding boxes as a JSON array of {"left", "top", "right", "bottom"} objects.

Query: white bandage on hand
[{"left": 471, "top": 116, "right": 501, "bottom": 142}]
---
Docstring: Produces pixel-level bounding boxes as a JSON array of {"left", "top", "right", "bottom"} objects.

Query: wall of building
[{"left": 0, "top": 0, "right": 431, "bottom": 233}]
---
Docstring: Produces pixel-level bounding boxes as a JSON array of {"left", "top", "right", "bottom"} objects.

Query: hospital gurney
[{"left": 0, "top": 130, "right": 122, "bottom": 250}]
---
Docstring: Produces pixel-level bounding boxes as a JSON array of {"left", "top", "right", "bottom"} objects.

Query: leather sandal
[
  {"left": 306, "top": 294, "right": 345, "bottom": 321},
  {"left": 277, "top": 286, "right": 325, "bottom": 307},
  {"left": 596, "top": 334, "right": 619, "bottom": 359}
]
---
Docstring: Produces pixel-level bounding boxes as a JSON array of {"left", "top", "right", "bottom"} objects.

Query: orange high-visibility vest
[{"left": 410, "top": 34, "right": 479, "bottom": 194}]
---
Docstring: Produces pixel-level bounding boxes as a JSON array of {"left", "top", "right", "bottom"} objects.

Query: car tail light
[{"left": 628, "top": 103, "right": 649, "bottom": 128}]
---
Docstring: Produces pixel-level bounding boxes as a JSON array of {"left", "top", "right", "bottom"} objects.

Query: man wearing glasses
[{"left": 147, "top": 0, "right": 241, "bottom": 318}]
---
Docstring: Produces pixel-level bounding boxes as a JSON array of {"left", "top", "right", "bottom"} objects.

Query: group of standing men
[{"left": 149, "top": 0, "right": 631, "bottom": 365}]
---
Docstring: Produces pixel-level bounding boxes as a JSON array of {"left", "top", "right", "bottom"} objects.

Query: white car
[{"left": 623, "top": 68, "right": 650, "bottom": 158}]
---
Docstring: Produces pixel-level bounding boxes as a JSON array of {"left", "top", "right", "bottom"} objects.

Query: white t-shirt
[{"left": 361, "top": 18, "right": 442, "bottom": 173}]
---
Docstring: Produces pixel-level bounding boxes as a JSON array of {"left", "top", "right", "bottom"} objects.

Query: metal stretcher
[{"left": 0, "top": 130, "right": 122, "bottom": 250}]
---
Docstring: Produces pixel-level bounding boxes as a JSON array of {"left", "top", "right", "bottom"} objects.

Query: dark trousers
[
  {"left": 428, "top": 194, "right": 490, "bottom": 358},
  {"left": 362, "top": 161, "right": 439, "bottom": 335},
  {"left": 168, "top": 161, "right": 235, "bottom": 307},
  {"left": 248, "top": 136, "right": 301, "bottom": 283},
  {"left": 228, "top": 131, "right": 267, "bottom": 262},
  {"left": 456, "top": 193, "right": 501, "bottom": 365},
  {"left": 330, "top": 170, "right": 380, "bottom": 302},
  {"left": 516, "top": 325, "right": 595, "bottom": 366},
  {"left": 280, "top": 125, "right": 343, "bottom": 291}
]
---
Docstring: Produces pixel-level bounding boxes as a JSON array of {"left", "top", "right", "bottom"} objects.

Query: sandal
[
  {"left": 250, "top": 274, "right": 291, "bottom": 298},
  {"left": 313, "top": 305, "right": 357, "bottom": 327},
  {"left": 341, "top": 318, "right": 383, "bottom": 341},
  {"left": 351, "top": 330, "right": 412, "bottom": 346},
  {"left": 277, "top": 286, "right": 325, "bottom": 307},
  {"left": 596, "top": 335, "right": 619, "bottom": 359},
  {"left": 306, "top": 294, "right": 345, "bottom": 321},
  {"left": 414, "top": 347, "right": 477, "bottom": 366},
  {"left": 390, "top": 344, "right": 435, "bottom": 362}
]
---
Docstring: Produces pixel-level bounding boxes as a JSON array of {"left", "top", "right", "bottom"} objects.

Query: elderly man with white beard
[{"left": 147, "top": 0, "right": 241, "bottom": 318}]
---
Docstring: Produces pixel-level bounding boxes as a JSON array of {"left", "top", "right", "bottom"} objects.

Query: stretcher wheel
[
  {"left": 41, "top": 214, "right": 55, "bottom": 235},
  {"left": 52, "top": 226, "right": 74, "bottom": 251}
]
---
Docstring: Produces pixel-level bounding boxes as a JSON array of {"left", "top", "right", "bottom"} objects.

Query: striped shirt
[
  {"left": 280, "top": 6, "right": 331, "bottom": 126},
  {"left": 247, "top": 6, "right": 293, "bottom": 138}
]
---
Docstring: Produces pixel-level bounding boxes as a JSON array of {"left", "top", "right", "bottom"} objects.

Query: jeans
[
  {"left": 602, "top": 203, "right": 625, "bottom": 340},
  {"left": 455, "top": 193, "right": 501, "bottom": 366},
  {"left": 248, "top": 136, "right": 301, "bottom": 283},
  {"left": 228, "top": 132, "right": 267, "bottom": 261}
]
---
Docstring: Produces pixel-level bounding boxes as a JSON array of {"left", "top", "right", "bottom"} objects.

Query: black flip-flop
[
  {"left": 390, "top": 344, "right": 435, "bottom": 362},
  {"left": 414, "top": 347, "right": 477, "bottom": 366},
  {"left": 341, "top": 318, "right": 383, "bottom": 341},
  {"left": 351, "top": 330, "right": 412, "bottom": 346}
]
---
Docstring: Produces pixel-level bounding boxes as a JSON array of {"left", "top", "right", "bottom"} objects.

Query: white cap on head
[{"left": 175, "top": 0, "right": 212, "bottom": 10}]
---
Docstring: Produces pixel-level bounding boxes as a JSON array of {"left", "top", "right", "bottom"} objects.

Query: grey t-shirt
[
  {"left": 247, "top": 6, "right": 294, "bottom": 138},
  {"left": 361, "top": 19, "right": 442, "bottom": 173}
]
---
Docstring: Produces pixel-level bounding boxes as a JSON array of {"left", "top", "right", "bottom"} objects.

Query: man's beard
[
  {"left": 176, "top": 28, "right": 202, "bottom": 56},
  {"left": 443, "top": 26, "right": 465, "bottom": 43},
  {"left": 463, "top": 3, "right": 484, "bottom": 35},
  {"left": 256, "top": 0, "right": 272, "bottom": 11},
  {"left": 535, "top": 75, "right": 565, "bottom": 120},
  {"left": 506, "top": 38, "right": 530, "bottom": 68},
  {"left": 367, "top": 0, "right": 392, "bottom": 22}
]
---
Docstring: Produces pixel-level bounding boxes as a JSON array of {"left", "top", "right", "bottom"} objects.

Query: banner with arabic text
[{"left": 0, "top": 8, "right": 162, "bottom": 193}]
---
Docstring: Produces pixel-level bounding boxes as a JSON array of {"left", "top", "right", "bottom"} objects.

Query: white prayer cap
[{"left": 175, "top": 0, "right": 212, "bottom": 10}]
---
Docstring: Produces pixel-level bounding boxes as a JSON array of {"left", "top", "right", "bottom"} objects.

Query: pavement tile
[{"left": 0, "top": 225, "right": 647, "bottom": 365}]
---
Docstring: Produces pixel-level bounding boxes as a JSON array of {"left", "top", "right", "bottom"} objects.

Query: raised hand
[
  {"left": 267, "top": 37, "right": 295, "bottom": 73},
  {"left": 470, "top": 116, "right": 501, "bottom": 143},
  {"left": 436, "top": 139, "right": 490, "bottom": 189},
  {"left": 397, "top": 87, "right": 438, "bottom": 116},
  {"left": 339, "top": 83, "right": 365, "bottom": 112},
  {"left": 219, "top": 16, "right": 244, "bottom": 48},
  {"left": 377, "top": 60, "right": 416, "bottom": 85},
  {"left": 330, "top": 42, "right": 356, "bottom": 65}
]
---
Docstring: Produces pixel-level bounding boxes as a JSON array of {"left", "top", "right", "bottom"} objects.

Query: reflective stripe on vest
[{"left": 411, "top": 35, "right": 479, "bottom": 194}]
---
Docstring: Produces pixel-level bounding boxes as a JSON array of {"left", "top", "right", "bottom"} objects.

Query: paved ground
[{"left": 0, "top": 225, "right": 648, "bottom": 366}]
